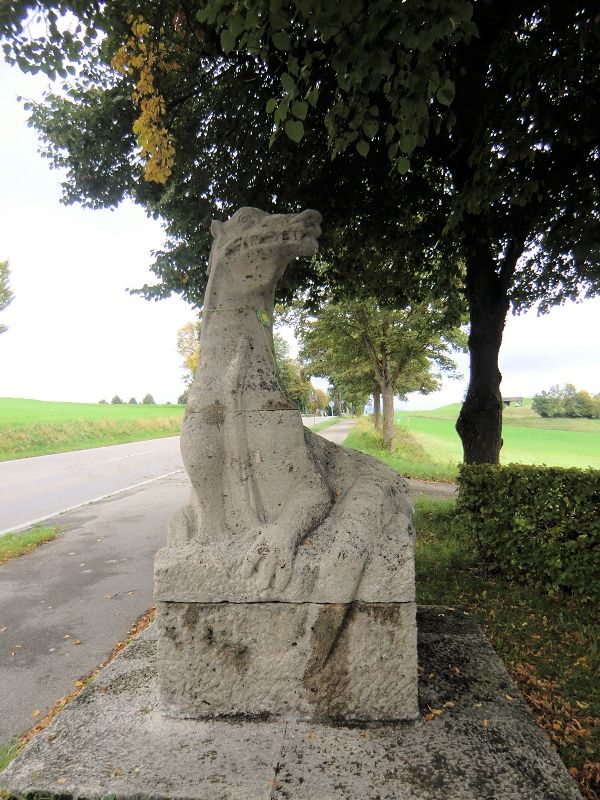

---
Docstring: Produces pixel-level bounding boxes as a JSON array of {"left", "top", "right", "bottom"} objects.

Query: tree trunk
[
  {"left": 373, "top": 391, "right": 381, "bottom": 429},
  {"left": 382, "top": 383, "right": 395, "bottom": 449},
  {"left": 456, "top": 246, "right": 509, "bottom": 464}
]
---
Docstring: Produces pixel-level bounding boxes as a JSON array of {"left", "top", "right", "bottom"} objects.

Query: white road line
[
  {"left": 0, "top": 469, "right": 184, "bottom": 538},
  {"left": 107, "top": 450, "right": 158, "bottom": 461}
]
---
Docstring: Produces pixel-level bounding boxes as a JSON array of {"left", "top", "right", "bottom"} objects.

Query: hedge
[{"left": 456, "top": 463, "right": 600, "bottom": 602}]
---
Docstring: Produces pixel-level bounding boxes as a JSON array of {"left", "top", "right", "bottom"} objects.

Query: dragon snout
[{"left": 297, "top": 208, "right": 322, "bottom": 231}]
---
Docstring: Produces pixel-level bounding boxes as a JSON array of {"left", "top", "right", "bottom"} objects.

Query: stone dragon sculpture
[{"left": 156, "top": 207, "right": 414, "bottom": 605}]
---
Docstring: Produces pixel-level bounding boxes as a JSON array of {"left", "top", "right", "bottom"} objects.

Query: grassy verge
[
  {"left": 0, "top": 739, "right": 19, "bottom": 772},
  {"left": 308, "top": 417, "right": 341, "bottom": 433},
  {"left": 345, "top": 415, "right": 457, "bottom": 482},
  {"left": 0, "top": 527, "right": 59, "bottom": 564},
  {"left": 414, "top": 497, "right": 599, "bottom": 800}
]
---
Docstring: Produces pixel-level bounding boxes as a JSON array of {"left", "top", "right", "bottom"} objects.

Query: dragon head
[{"left": 206, "top": 207, "right": 322, "bottom": 299}]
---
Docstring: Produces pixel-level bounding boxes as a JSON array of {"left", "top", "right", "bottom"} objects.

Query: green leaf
[
  {"left": 220, "top": 29, "right": 236, "bottom": 54},
  {"left": 362, "top": 119, "right": 379, "bottom": 140},
  {"left": 306, "top": 87, "right": 319, "bottom": 107},
  {"left": 229, "top": 15, "right": 245, "bottom": 38},
  {"left": 272, "top": 31, "right": 290, "bottom": 50},
  {"left": 436, "top": 78, "right": 455, "bottom": 106},
  {"left": 291, "top": 100, "right": 308, "bottom": 120},
  {"left": 396, "top": 156, "right": 410, "bottom": 174},
  {"left": 285, "top": 118, "right": 304, "bottom": 142},
  {"left": 266, "top": 98, "right": 277, "bottom": 114},
  {"left": 280, "top": 72, "right": 296, "bottom": 93},
  {"left": 274, "top": 99, "right": 289, "bottom": 124},
  {"left": 356, "top": 139, "right": 370, "bottom": 157}
]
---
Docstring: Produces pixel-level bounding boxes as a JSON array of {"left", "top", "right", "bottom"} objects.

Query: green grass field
[
  {"left": 399, "top": 401, "right": 600, "bottom": 470},
  {"left": 0, "top": 398, "right": 184, "bottom": 461}
]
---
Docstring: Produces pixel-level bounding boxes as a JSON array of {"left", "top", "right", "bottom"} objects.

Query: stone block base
[{"left": 157, "top": 600, "right": 418, "bottom": 721}]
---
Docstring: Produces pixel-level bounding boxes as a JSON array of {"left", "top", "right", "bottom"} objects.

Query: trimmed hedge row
[{"left": 456, "top": 463, "right": 600, "bottom": 601}]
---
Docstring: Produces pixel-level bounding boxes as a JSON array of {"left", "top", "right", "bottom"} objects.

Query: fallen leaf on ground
[
  {"left": 1, "top": 626, "right": 7, "bottom": 633},
  {"left": 32, "top": 709, "right": 41, "bottom": 718},
  {"left": 73, "top": 639, "right": 81, "bottom": 645},
  {"left": 74, "top": 680, "right": 85, "bottom": 688},
  {"left": 57, "top": 778, "right": 66, "bottom": 785}
]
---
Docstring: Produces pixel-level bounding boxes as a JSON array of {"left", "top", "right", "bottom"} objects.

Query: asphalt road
[
  {"left": 0, "top": 421, "right": 352, "bottom": 746},
  {"left": 0, "top": 437, "right": 184, "bottom": 535}
]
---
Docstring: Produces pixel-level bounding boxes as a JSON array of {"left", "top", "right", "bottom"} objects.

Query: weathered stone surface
[
  {"left": 162, "top": 208, "right": 415, "bottom": 604},
  {"left": 155, "top": 207, "right": 417, "bottom": 721},
  {"left": 157, "top": 601, "right": 418, "bottom": 721},
  {"left": 0, "top": 609, "right": 581, "bottom": 800}
]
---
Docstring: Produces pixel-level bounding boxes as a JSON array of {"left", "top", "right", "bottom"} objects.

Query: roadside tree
[
  {"left": 273, "top": 333, "right": 312, "bottom": 411},
  {"left": 294, "top": 299, "right": 466, "bottom": 447},
  {"left": 176, "top": 320, "right": 201, "bottom": 385},
  {"left": 0, "top": 259, "right": 14, "bottom": 335}
]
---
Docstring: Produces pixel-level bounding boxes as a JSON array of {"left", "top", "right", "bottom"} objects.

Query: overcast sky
[{"left": 1, "top": 57, "right": 598, "bottom": 409}]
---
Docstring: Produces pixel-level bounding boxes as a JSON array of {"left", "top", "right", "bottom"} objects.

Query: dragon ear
[{"left": 210, "top": 219, "right": 225, "bottom": 239}]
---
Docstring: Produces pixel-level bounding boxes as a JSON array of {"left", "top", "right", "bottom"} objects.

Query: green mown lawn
[{"left": 399, "top": 403, "right": 600, "bottom": 470}]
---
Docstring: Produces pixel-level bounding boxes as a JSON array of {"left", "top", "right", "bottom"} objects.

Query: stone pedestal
[{"left": 156, "top": 600, "right": 417, "bottom": 721}]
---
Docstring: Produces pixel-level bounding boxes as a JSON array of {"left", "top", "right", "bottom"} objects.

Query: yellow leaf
[
  {"left": 75, "top": 680, "right": 85, "bottom": 688},
  {"left": 32, "top": 709, "right": 41, "bottom": 718},
  {"left": 483, "top": 719, "right": 489, "bottom": 727}
]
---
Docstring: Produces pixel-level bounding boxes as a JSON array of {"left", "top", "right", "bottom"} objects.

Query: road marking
[
  {"left": 107, "top": 450, "right": 157, "bottom": 461},
  {"left": 0, "top": 469, "right": 184, "bottom": 538}
]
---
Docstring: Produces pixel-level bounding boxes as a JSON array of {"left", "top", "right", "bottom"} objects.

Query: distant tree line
[
  {"left": 532, "top": 384, "right": 600, "bottom": 419},
  {"left": 99, "top": 394, "right": 156, "bottom": 405}
]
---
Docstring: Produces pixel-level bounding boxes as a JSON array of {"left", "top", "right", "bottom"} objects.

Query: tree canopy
[{"left": 2, "top": 0, "right": 599, "bottom": 462}]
